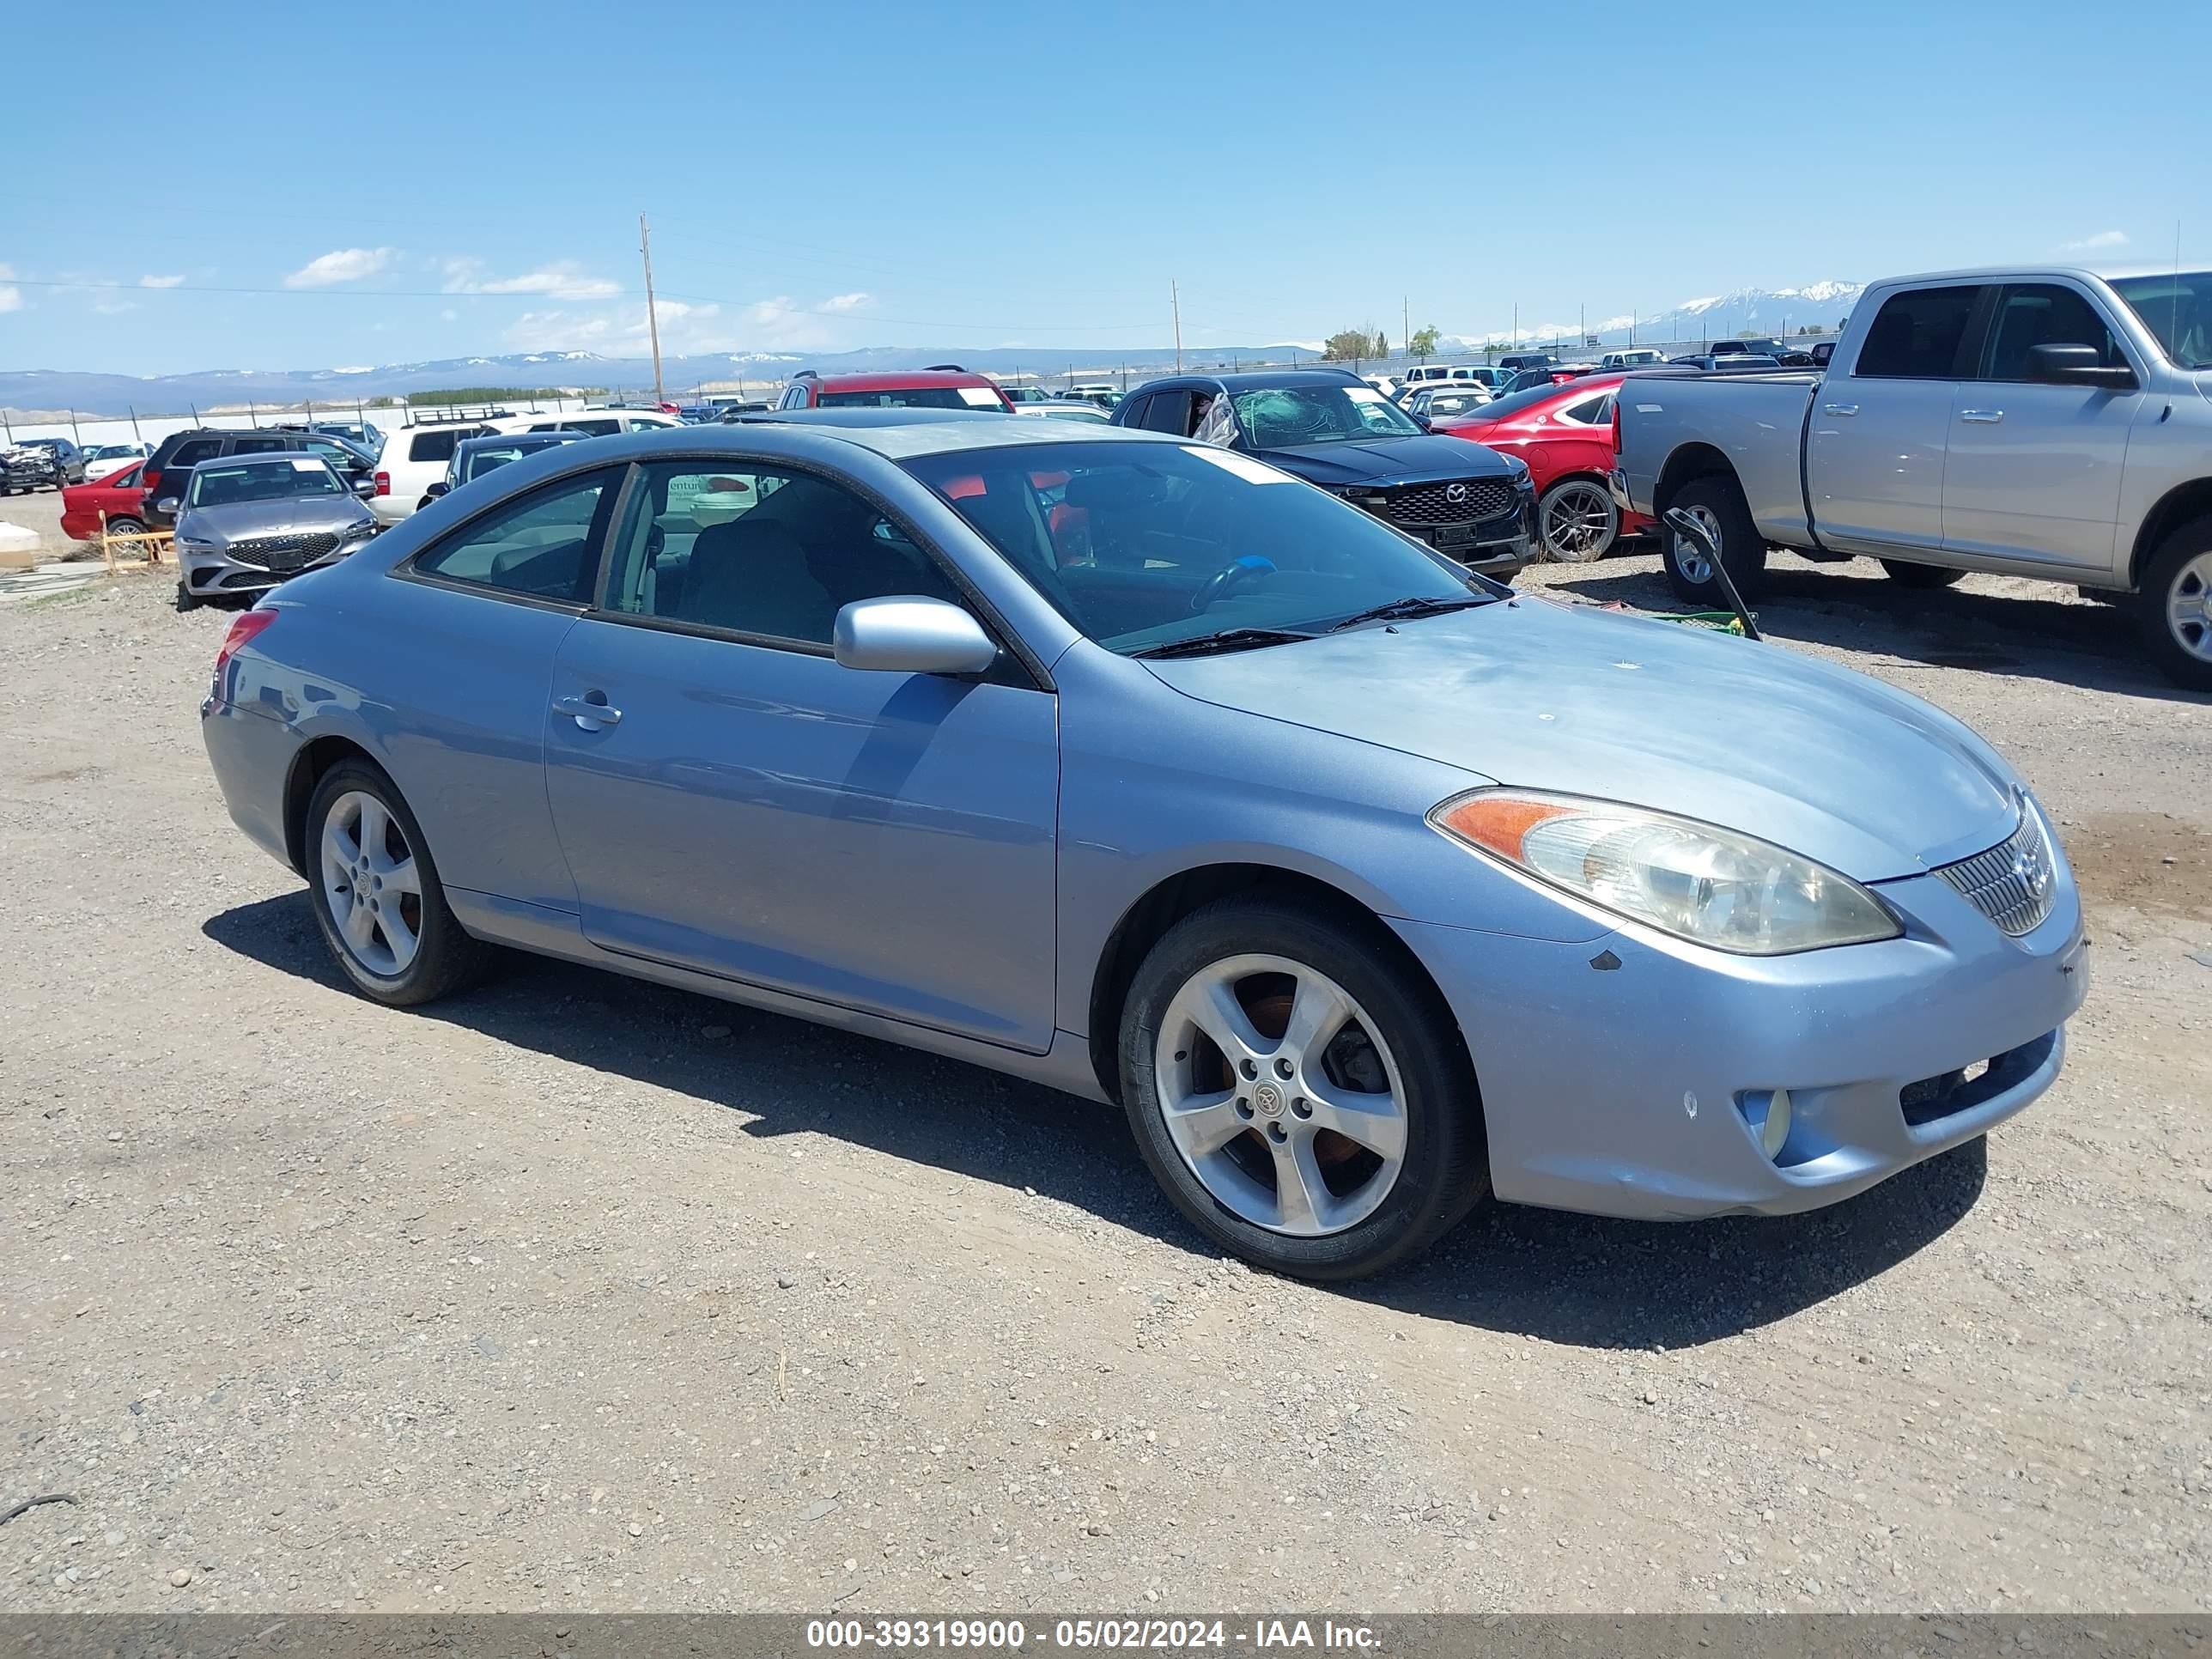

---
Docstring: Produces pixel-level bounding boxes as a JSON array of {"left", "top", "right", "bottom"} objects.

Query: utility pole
[
  {"left": 1402, "top": 295, "right": 1410, "bottom": 360},
  {"left": 1512, "top": 303, "right": 1518, "bottom": 351},
  {"left": 1171, "top": 279, "right": 1182, "bottom": 372},
  {"left": 130, "top": 405, "right": 143, "bottom": 444},
  {"left": 639, "top": 212, "right": 666, "bottom": 409}
]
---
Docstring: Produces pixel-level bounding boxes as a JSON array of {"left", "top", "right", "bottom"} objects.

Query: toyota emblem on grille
[{"left": 1445, "top": 482, "right": 1469, "bottom": 505}]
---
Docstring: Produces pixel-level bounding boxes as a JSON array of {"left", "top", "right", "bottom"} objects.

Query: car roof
[
  {"left": 802, "top": 368, "right": 1002, "bottom": 391},
  {"left": 185, "top": 449, "right": 337, "bottom": 467},
  {"left": 459, "top": 430, "right": 576, "bottom": 447},
  {"left": 513, "top": 412, "right": 1161, "bottom": 466}
]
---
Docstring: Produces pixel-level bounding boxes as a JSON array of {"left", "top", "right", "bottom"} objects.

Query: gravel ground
[{"left": 2, "top": 550, "right": 2207, "bottom": 1615}]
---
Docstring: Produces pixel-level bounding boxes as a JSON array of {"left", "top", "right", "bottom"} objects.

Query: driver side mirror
[
  {"left": 352, "top": 477, "right": 378, "bottom": 498},
  {"left": 2026, "top": 343, "right": 2136, "bottom": 390},
  {"left": 833, "top": 596, "right": 998, "bottom": 676},
  {"left": 423, "top": 481, "right": 449, "bottom": 499},
  {"left": 156, "top": 497, "right": 180, "bottom": 514}
]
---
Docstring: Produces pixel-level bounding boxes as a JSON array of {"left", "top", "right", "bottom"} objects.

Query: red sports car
[
  {"left": 1431, "top": 374, "right": 1652, "bottom": 562},
  {"left": 59, "top": 464, "right": 151, "bottom": 544}
]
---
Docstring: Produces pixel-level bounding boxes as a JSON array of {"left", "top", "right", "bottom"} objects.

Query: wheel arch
[
  {"left": 2128, "top": 479, "right": 2212, "bottom": 590},
  {"left": 1652, "top": 441, "right": 1737, "bottom": 522},
  {"left": 282, "top": 734, "right": 380, "bottom": 876},
  {"left": 1084, "top": 860, "right": 1477, "bottom": 1107}
]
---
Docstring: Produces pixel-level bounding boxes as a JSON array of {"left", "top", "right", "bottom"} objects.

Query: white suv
[
  {"left": 368, "top": 421, "right": 496, "bottom": 525},
  {"left": 489, "top": 407, "right": 682, "bottom": 438}
]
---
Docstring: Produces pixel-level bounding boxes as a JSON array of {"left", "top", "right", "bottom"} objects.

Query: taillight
[
  {"left": 213, "top": 609, "right": 277, "bottom": 688},
  {"left": 1610, "top": 397, "right": 1622, "bottom": 456},
  {"left": 373, "top": 471, "right": 391, "bottom": 496},
  {"left": 142, "top": 467, "right": 161, "bottom": 495}
]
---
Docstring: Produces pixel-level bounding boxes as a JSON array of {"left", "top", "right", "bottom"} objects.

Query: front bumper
[
  {"left": 176, "top": 536, "right": 371, "bottom": 596},
  {"left": 1392, "top": 864, "right": 2087, "bottom": 1220},
  {"left": 1373, "top": 492, "right": 1537, "bottom": 576}
]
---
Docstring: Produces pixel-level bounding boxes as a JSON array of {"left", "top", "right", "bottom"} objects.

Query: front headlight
[{"left": 1430, "top": 788, "right": 1901, "bottom": 956}]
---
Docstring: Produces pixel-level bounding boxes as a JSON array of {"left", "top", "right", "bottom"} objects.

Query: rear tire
[
  {"left": 2136, "top": 514, "right": 2212, "bottom": 691},
  {"left": 1661, "top": 472, "right": 1768, "bottom": 604},
  {"left": 106, "top": 516, "right": 146, "bottom": 541},
  {"left": 1537, "top": 477, "right": 1619, "bottom": 563},
  {"left": 304, "top": 759, "right": 498, "bottom": 1006},
  {"left": 1118, "top": 897, "right": 1488, "bottom": 1282},
  {"left": 1879, "top": 559, "right": 1966, "bottom": 589}
]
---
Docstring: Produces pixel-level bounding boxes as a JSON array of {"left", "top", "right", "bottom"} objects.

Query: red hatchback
[
  {"left": 776, "top": 366, "right": 1014, "bottom": 413},
  {"left": 59, "top": 464, "right": 151, "bottom": 544},
  {"left": 1432, "top": 374, "right": 1652, "bottom": 562}
]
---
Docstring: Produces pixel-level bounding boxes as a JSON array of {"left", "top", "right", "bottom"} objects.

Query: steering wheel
[{"left": 1188, "top": 554, "right": 1278, "bottom": 614}]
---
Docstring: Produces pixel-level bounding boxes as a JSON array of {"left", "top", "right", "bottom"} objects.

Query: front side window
[
  {"left": 188, "top": 458, "right": 343, "bottom": 507},
  {"left": 2111, "top": 270, "right": 2212, "bottom": 369},
  {"left": 410, "top": 466, "right": 617, "bottom": 603},
  {"left": 1853, "top": 285, "right": 1984, "bottom": 379},
  {"left": 1231, "top": 384, "right": 1424, "bottom": 447},
  {"left": 905, "top": 440, "right": 1492, "bottom": 657},
  {"left": 600, "top": 460, "right": 965, "bottom": 647},
  {"left": 1978, "top": 283, "right": 2125, "bottom": 380}
]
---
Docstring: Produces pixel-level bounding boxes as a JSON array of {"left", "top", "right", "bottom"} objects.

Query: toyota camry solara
[{"left": 201, "top": 412, "right": 2088, "bottom": 1281}]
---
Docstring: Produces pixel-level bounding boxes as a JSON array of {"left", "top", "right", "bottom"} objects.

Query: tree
[
  {"left": 1374, "top": 331, "right": 1390, "bottom": 358},
  {"left": 1322, "top": 327, "right": 1380, "bottom": 362},
  {"left": 1409, "top": 324, "right": 1441, "bottom": 358}
]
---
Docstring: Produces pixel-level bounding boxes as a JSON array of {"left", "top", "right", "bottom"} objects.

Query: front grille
[
  {"left": 1934, "top": 805, "right": 2058, "bottom": 937},
  {"left": 227, "top": 532, "right": 338, "bottom": 573},
  {"left": 1385, "top": 477, "right": 1515, "bottom": 526}
]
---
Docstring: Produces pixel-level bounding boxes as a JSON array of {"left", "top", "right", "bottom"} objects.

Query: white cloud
[
  {"left": 501, "top": 291, "right": 864, "bottom": 356},
  {"left": 443, "top": 258, "right": 620, "bottom": 300},
  {"left": 820, "top": 291, "right": 872, "bottom": 313},
  {"left": 94, "top": 296, "right": 139, "bottom": 315},
  {"left": 139, "top": 273, "right": 185, "bottom": 289},
  {"left": 2062, "top": 229, "right": 2129, "bottom": 252},
  {"left": 0, "top": 262, "right": 18, "bottom": 313},
  {"left": 285, "top": 246, "right": 394, "bottom": 288}
]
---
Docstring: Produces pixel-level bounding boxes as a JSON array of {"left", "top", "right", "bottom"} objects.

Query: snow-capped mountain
[{"left": 1443, "top": 283, "right": 1866, "bottom": 352}]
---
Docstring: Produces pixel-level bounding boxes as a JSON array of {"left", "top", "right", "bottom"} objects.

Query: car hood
[
  {"left": 180, "top": 498, "right": 373, "bottom": 541},
  {"left": 1143, "top": 598, "right": 2021, "bottom": 881},
  {"left": 1254, "top": 434, "right": 1516, "bottom": 488}
]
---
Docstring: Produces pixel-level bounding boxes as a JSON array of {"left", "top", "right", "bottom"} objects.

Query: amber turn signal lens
[{"left": 1431, "top": 793, "right": 1577, "bottom": 861}]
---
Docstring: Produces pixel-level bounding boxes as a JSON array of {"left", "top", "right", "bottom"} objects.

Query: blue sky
[{"left": 3, "top": 0, "right": 2208, "bottom": 375}]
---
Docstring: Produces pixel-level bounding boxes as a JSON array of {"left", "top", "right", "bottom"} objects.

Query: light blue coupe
[{"left": 202, "top": 411, "right": 2087, "bottom": 1280}]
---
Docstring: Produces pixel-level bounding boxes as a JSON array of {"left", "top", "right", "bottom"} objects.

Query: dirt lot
[{"left": 3, "top": 552, "right": 2208, "bottom": 1615}]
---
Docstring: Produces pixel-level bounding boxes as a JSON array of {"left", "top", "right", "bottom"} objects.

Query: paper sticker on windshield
[
  {"left": 290, "top": 458, "right": 326, "bottom": 472},
  {"left": 1345, "top": 386, "right": 1387, "bottom": 404},
  {"left": 957, "top": 386, "right": 1003, "bottom": 407},
  {"left": 1182, "top": 446, "right": 1292, "bottom": 484}
]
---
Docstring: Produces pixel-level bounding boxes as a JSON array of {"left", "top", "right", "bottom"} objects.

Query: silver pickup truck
[{"left": 1611, "top": 264, "right": 2212, "bottom": 688}]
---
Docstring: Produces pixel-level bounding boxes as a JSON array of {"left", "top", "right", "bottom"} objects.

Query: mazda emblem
[{"left": 1445, "top": 482, "right": 1470, "bottom": 505}]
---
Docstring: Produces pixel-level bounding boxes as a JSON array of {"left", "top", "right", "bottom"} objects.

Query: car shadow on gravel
[
  {"left": 207, "top": 891, "right": 1987, "bottom": 1351},
  {"left": 1542, "top": 558, "right": 2212, "bottom": 703}
]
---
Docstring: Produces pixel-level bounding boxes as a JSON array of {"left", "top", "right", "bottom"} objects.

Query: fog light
[{"left": 1736, "top": 1087, "right": 1793, "bottom": 1160}]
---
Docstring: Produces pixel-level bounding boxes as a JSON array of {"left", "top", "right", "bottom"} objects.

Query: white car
[
  {"left": 368, "top": 421, "right": 499, "bottom": 525},
  {"left": 1361, "top": 374, "right": 1401, "bottom": 398},
  {"left": 1400, "top": 364, "right": 1453, "bottom": 387},
  {"left": 79, "top": 441, "right": 151, "bottom": 480},
  {"left": 1599, "top": 348, "right": 1666, "bottom": 370},
  {"left": 489, "top": 407, "right": 683, "bottom": 438}
]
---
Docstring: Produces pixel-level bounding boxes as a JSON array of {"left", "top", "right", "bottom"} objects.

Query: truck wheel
[
  {"left": 1879, "top": 560, "right": 1966, "bottom": 589},
  {"left": 1661, "top": 473, "right": 1767, "bottom": 605},
  {"left": 2137, "top": 515, "right": 2212, "bottom": 691}
]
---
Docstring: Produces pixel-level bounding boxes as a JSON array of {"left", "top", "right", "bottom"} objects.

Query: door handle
[
  {"left": 1960, "top": 409, "right": 2004, "bottom": 423},
  {"left": 1823, "top": 404, "right": 1858, "bottom": 416},
  {"left": 554, "top": 693, "right": 623, "bottom": 730}
]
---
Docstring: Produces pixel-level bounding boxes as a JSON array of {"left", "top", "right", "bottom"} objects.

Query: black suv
[
  {"left": 1109, "top": 369, "right": 1534, "bottom": 575},
  {"left": 2, "top": 436, "right": 86, "bottom": 492},
  {"left": 140, "top": 428, "right": 375, "bottom": 529}
]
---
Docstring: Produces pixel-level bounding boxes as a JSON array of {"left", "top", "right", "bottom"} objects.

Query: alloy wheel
[
  {"left": 2167, "top": 550, "right": 2212, "bottom": 663},
  {"left": 1673, "top": 504, "right": 1722, "bottom": 585},
  {"left": 1541, "top": 481, "right": 1619, "bottom": 562},
  {"left": 319, "top": 790, "right": 425, "bottom": 977},
  {"left": 1152, "top": 955, "right": 1407, "bottom": 1237}
]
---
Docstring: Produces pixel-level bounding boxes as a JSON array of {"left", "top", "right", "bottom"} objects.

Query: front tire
[
  {"left": 1880, "top": 559, "right": 1966, "bottom": 589},
  {"left": 1661, "top": 472, "right": 1768, "bottom": 604},
  {"left": 304, "top": 759, "right": 496, "bottom": 1006},
  {"left": 173, "top": 581, "right": 198, "bottom": 612},
  {"left": 1118, "top": 897, "right": 1488, "bottom": 1282},
  {"left": 2137, "top": 514, "right": 2212, "bottom": 690},
  {"left": 1538, "top": 477, "right": 1620, "bottom": 563}
]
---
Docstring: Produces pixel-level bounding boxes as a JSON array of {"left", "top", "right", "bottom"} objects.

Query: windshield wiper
[
  {"left": 1128, "top": 627, "right": 1316, "bottom": 660},
  {"left": 1326, "top": 594, "right": 1495, "bottom": 632}
]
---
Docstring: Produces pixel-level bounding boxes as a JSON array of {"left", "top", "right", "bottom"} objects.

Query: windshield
[
  {"left": 2112, "top": 271, "right": 2212, "bottom": 369},
  {"left": 187, "top": 457, "right": 343, "bottom": 507},
  {"left": 1231, "top": 384, "right": 1422, "bottom": 448},
  {"left": 902, "top": 439, "right": 1493, "bottom": 656},
  {"left": 818, "top": 386, "right": 1003, "bottom": 410}
]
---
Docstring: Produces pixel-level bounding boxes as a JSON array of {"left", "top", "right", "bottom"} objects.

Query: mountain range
[{"left": 0, "top": 283, "right": 1867, "bottom": 418}]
